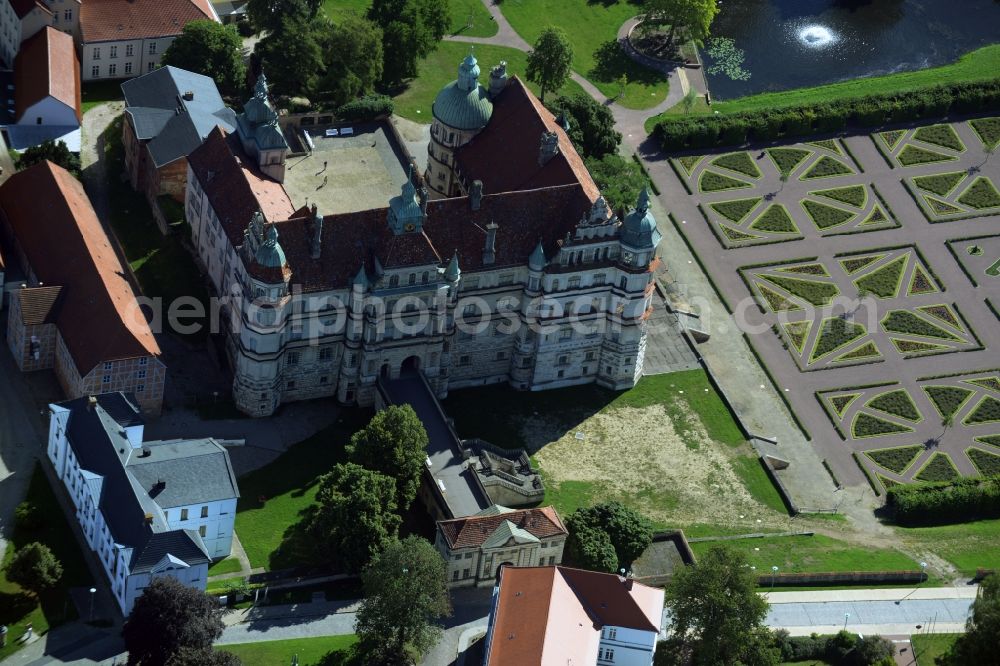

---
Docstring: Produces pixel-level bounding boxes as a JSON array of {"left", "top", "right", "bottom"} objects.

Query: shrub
[
  {"left": 337, "top": 94, "right": 393, "bottom": 121},
  {"left": 749, "top": 204, "right": 797, "bottom": 233},
  {"left": 912, "top": 172, "right": 965, "bottom": 196},
  {"left": 888, "top": 475, "right": 1000, "bottom": 525},
  {"left": 897, "top": 144, "right": 955, "bottom": 166},
  {"left": 711, "top": 151, "right": 760, "bottom": 178},
  {"left": 853, "top": 412, "right": 912, "bottom": 438},
  {"left": 699, "top": 169, "right": 751, "bottom": 192},
  {"left": 915, "top": 453, "right": 961, "bottom": 483},
  {"left": 801, "top": 156, "right": 853, "bottom": 180},
  {"left": 811, "top": 318, "right": 866, "bottom": 360},
  {"left": 14, "top": 501, "right": 44, "bottom": 532},
  {"left": 761, "top": 274, "right": 839, "bottom": 306},
  {"left": 710, "top": 197, "right": 761, "bottom": 223},
  {"left": 913, "top": 124, "right": 965, "bottom": 151},
  {"left": 812, "top": 185, "right": 867, "bottom": 207},
  {"left": 956, "top": 176, "right": 1000, "bottom": 210},
  {"left": 865, "top": 445, "right": 922, "bottom": 474},
  {"left": 882, "top": 310, "right": 959, "bottom": 340},
  {"left": 866, "top": 389, "right": 920, "bottom": 421},
  {"left": 970, "top": 116, "right": 1000, "bottom": 148},
  {"left": 922, "top": 385, "right": 973, "bottom": 419},
  {"left": 802, "top": 199, "right": 854, "bottom": 230},
  {"left": 854, "top": 255, "right": 907, "bottom": 298},
  {"left": 969, "top": 449, "right": 1000, "bottom": 477},
  {"left": 767, "top": 147, "right": 810, "bottom": 176}
]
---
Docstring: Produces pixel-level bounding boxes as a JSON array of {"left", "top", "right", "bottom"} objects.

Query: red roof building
[{"left": 0, "top": 161, "right": 165, "bottom": 414}]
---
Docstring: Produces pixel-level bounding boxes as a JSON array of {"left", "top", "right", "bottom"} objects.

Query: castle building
[{"left": 185, "top": 58, "right": 662, "bottom": 417}]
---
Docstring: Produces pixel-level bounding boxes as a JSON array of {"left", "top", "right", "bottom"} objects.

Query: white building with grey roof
[{"left": 46, "top": 392, "right": 239, "bottom": 615}]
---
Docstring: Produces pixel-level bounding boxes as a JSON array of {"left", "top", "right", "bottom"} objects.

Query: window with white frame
[
  {"left": 125, "top": 62, "right": 132, "bottom": 74},
  {"left": 92, "top": 46, "right": 100, "bottom": 59},
  {"left": 109, "top": 45, "right": 116, "bottom": 58},
  {"left": 148, "top": 41, "right": 157, "bottom": 54},
  {"left": 125, "top": 44, "right": 134, "bottom": 56}
]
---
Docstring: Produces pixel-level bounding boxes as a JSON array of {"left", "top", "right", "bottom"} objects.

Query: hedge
[
  {"left": 336, "top": 95, "right": 394, "bottom": 121},
  {"left": 652, "top": 79, "right": 1000, "bottom": 151},
  {"left": 887, "top": 475, "right": 1000, "bottom": 525}
]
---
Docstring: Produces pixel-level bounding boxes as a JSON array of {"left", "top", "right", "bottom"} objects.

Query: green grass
[
  {"left": 852, "top": 412, "right": 913, "bottom": 438},
  {"left": 699, "top": 169, "right": 752, "bottom": 193},
  {"left": 912, "top": 171, "right": 966, "bottom": 197},
  {"left": 922, "top": 386, "right": 974, "bottom": 420},
  {"left": 914, "top": 452, "right": 960, "bottom": 482},
  {"left": 208, "top": 557, "right": 243, "bottom": 576},
  {"left": 802, "top": 199, "right": 854, "bottom": 230},
  {"left": 854, "top": 254, "right": 907, "bottom": 298},
  {"left": 956, "top": 176, "right": 1000, "bottom": 210},
  {"left": 730, "top": 455, "right": 788, "bottom": 514},
  {"left": 749, "top": 204, "right": 798, "bottom": 234},
  {"left": 913, "top": 124, "right": 965, "bottom": 152},
  {"left": 499, "top": 0, "right": 668, "bottom": 109},
  {"left": 388, "top": 41, "right": 586, "bottom": 122},
  {"left": 234, "top": 410, "right": 372, "bottom": 570},
  {"left": 102, "top": 116, "right": 210, "bottom": 338},
  {"left": 968, "top": 448, "right": 1000, "bottom": 476},
  {"left": 866, "top": 389, "right": 921, "bottom": 422},
  {"left": 760, "top": 274, "right": 840, "bottom": 306},
  {"left": 219, "top": 635, "right": 358, "bottom": 666},
  {"left": 767, "top": 147, "right": 811, "bottom": 176},
  {"left": 0, "top": 465, "right": 93, "bottom": 662},
  {"left": 322, "top": 0, "right": 498, "bottom": 37},
  {"left": 882, "top": 310, "right": 959, "bottom": 341},
  {"left": 865, "top": 445, "right": 922, "bottom": 474},
  {"left": 897, "top": 144, "right": 956, "bottom": 167},
  {"left": 711, "top": 152, "right": 761, "bottom": 178},
  {"left": 910, "top": 633, "right": 960, "bottom": 666},
  {"left": 898, "top": 518, "right": 1000, "bottom": 575},
  {"left": 689, "top": 533, "right": 920, "bottom": 574},
  {"left": 710, "top": 197, "right": 761, "bottom": 223},
  {"left": 810, "top": 318, "right": 866, "bottom": 361},
  {"left": 970, "top": 116, "right": 1000, "bottom": 149},
  {"left": 82, "top": 80, "right": 124, "bottom": 114},
  {"left": 811, "top": 185, "right": 867, "bottom": 208},
  {"left": 800, "top": 155, "right": 854, "bottom": 180}
]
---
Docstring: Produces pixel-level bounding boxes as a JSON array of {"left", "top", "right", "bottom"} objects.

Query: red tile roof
[
  {"left": 486, "top": 566, "right": 665, "bottom": 665},
  {"left": 80, "top": 0, "right": 214, "bottom": 43},
  {"left": 9, "top": 0, "right": 50, "bottom": 19},
  {"left": 0, "top": 161, "right": 162, "bottom": 373},
  {"left": 187, "top": 127, "right": 295, "bottom": 247},
  {"left": 438, "top": 506, "right": 567, "bottom": 550},
  {"left": 15, "top": 27, "right": 81, "bottom": 123},
  {"left": 455, "top": 77, "right": 601, "bottom": 202},
  {"left": 13, "top": 285, "right": 63, "bottom": 325}
]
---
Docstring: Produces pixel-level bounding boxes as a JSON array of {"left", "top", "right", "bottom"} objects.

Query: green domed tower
[{"left": 424, "top": 53, "right": 496, "bottom": 199}]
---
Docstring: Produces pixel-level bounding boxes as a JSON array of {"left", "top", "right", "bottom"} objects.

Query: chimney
[
  {"left": 538, "top": 131, "right": 559, "bottom": 166},
  {"left": 625, "top": 577, "right": 634, "bottom": 591},
  {"left": 310, "top": 204, "right": 322, "bottom": 259},
  {"left": 489, "top": 61, "right": 508, "bottom": 99},
  {"left": 470, "top": 180, "right": 483, "bottom": 210},
  {"left": 483, "top": 222, "right": 497, "bottom": 265},
  {"left": 182, "top": 90, "right": 194, "bottom": 101}
]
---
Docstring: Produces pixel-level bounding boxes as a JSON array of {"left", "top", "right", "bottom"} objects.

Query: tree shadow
[
  {"left": 589, "top": 39, "right": 666, "bottom": 89},
  {"left": 268, "top": 504, "right": 322, "bottom": 571}
]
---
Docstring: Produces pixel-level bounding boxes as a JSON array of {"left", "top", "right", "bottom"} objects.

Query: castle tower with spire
[{"left": 236, "top": 72, "right": 289, "bottom": 183}]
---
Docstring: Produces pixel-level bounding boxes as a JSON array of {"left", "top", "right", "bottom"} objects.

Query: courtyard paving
[{"left": 646, "top": 119, "right": 1000, "bottom": 489}]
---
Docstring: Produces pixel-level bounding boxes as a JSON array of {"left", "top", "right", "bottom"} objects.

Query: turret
[{"left": 445, "top": 251, "right": 461, "bottom": 283}]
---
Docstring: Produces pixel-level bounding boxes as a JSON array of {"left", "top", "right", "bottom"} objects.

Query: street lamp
[
  {"left": 88, "top": 587, "right": 97, "bottom": 622},
  {"left": 843, "top": 612, "right": 850, "bottom": 630},
  {"left": 771, "top": 566, "right": 779, "bottom": 591}
]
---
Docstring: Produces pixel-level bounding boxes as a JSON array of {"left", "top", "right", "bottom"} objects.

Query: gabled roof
[
  {"left": 13, "top": 285, "right": 63, "bottom": 325},
  {"left": 80, "top": 0, "right": 214, "bottom": 43},
  {"left": 454, "top": 77, "right": 600, "bottom": 202},
  {"left": 485, "top": 565, "right": 665, "bottom": 665},
  {"left": 0, "top": 162, "right": 161, "bottom": 373},
  {"left": 187, "top": 127, "right": 295, "bottom": 246},
  {"left": 127, "top": 438, "right": 240, "bottom": 508},
  {"left": 14, "top": 27, "right": 81, "bottom": 123},
  {"left": 481, "top": 520, "right": 540, "bottom": 549},
  {"left": 123, "top": 66, "right": 236, "bottom": 168},
  {"left": 437, "top": 505, "right": 566, "bottom": 550},
  {"left": 53, "top": 394, "right": 217, "bottom": 574}
]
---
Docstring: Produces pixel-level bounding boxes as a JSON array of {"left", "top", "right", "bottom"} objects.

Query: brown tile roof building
[
  {"left": 13, "top": 285, "right": 63, "bottom": 325},
  {"left": 485, "top": 565, "right": 665, "bottom": 665},
  {"left": 15, "top": 27, "right": 81, "bottom": 123},
  {"left": 0, "top": 161, "right": 161, "bottom": 373},
  {"left": 454, "top": 77, "right": 601, "bottom": 202},
  {"left": 80, "top": 0, "right": 213, "bottom": 43},
  {"left": 187, "top": 127, "right": 295, "bottom": 247},
  {"left": 438, "top": 506, "right": 567, "bottom": 550}
]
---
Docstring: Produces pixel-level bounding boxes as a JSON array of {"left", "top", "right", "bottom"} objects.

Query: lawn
[
  {"left": 0, "top": 465, "right": 93, "bottom": 662},
  {"left": 898, "top": 519, "right": 1000, "bottom": 576},
  {"left": 321, "top": 0, "right": 497, "bottom": 37},
  {"left": 233, "top": 410, "right": 372, "bottom": 570},
  {"left": 689, "top": 533, "right": 921, "bottom": 574},
  {"left": 498, "top": 0, "right": 669, "bottom": 109},
  {"left": 101, "top": 116, "right": 210, "bottom": 337},
  {"left": 911, "top": 633, "right": 960, "bottom": 665},
  {"left": 645, "top": 43, "right": 1000, "bottom": 131},
  {"left": 82, "top": 80, "right": 124, "bottom": 114},
  {"left": 207, "top": 557, "right": 243, "bottom": 576},
  {"left": 220, "top": 635, "right": 358, "bottom": 665},
  {"left": 388, "top": 41, "right": 587, "bottom": 122}
]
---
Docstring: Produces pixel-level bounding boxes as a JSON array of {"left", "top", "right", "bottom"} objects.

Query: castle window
[
  {"left": 459, "top": 355, "right": 471, "bottom": 366},
  {"left": 422, "top": 272, "right": 429, "bottom": 284},
  {"left": 495, "top": 351, "right": 508, "bottom": 361},
  {"left": 137, "top": 369, "right": 146, "bottom": 379},
  {"left": 586, "top": 351, "right": 596, "bottom": 361},
  {"left": 498, "top": 274, "right": 513, "bottom": 286},
  {"left": 408, "top": 273, "right": 416, "bottom": 285},
  {"left": 560, "top": 329, "right": 572, "bottom": 341},
  {"left": 137, "top": 384, "right": 145, "bottom": 392},
  {"left": 320, "top": 347, "right": 333, "bottom": 361},
  {"left": 389, "top": 275, "right": 399, "bottom": 287},
  {"left": 286, "top": 352, "right": 300, "bottom": 366},
  {"left": 594, "top": 274, "right": 606, "bottom": 286},
  {"left": 102, "top": 374, "right": 111, "bottom": 384},
  {"left": 557, "top": 355, "right": 568, "bottom": 366},
  {"left": 139, "top": 357, "right": 148, "bottom": 366},
  {"left": 569, "top": 277, "right": 581, "bottom": 289}
]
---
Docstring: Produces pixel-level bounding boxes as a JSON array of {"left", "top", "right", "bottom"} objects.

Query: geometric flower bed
[
  {"left": 967, "top": 447, "right": 1000, "bottom": 476},
  {"left": 945, "top": 235, "right": 1000, "bottom": 288},
  {"left": 874, "top": 123, "right": 966, "bottom": 169},
  {"left": 969, "top": 117, "right": 1000, "bottom": 150},
  {"left": 799, "top": 184, "right": 897, "bottom": 234},
  {"left": 914, "top": 452, "right": 960, "bottom": 482},
  {"left": 865, "top": 445, "right": 923, "bottom": 474},
  {"left": 908, "top": 171, "right": 1000, "bottom": 222},
  {"left": 839, "top": 247, "right": 940, "bottom": 299},
  {"left": 880, "top": 304, "right": 980, "bottom": 358}
]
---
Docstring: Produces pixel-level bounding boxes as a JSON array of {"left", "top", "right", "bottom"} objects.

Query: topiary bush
[
  {"left": 337, "top": 95, "right": 394, "bottom": 122},
  {"left": 888, "top": 475, "right": 1000, "bottom": 525}
]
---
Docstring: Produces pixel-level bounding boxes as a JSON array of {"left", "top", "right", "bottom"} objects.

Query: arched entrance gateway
[{"left": 401, "top": 356, "right": 421, "bottom": 374}]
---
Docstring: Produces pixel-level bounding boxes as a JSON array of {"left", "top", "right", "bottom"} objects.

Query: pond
[{"left": 703, "top": 0, "right": 1000, "bottom": 100}]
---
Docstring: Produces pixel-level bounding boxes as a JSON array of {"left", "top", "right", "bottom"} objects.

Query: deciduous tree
[
  {"left": 16, "top": 140, "right": 80, "bottom": 177},
  {"left": 347, "top": 405, "right": 428, "bottom": 513},
  {"left": 166, "top": 647, "right": 243, "bottom": 666},
  {"left": 5, "top": 542, "right": 62, "bottom": 595},
  {"left": 663, "top": 545, "right": 779, "bottom": 666},
  {"left": 643, "top": 0, "right": 719, "bottom": 45},
  {"left": 566, "top": 502, "right": 653, "bottom": 570},
  {"left": 368, "top": 0, "right": 450, "bottom": 85},
  {"left": 254, "top": 13, "right": 326, "bottom": 97},
  {"left": 938, "top": 573, "right": 1000, "bottom": 665},
  {"left": 564, "top": 523, "right": 618, "bottom": 573},
  {"left": 546, "top": 93, "right": 621, "bottom": 159},
  {"left": 585, "top": 154, "right": 648, "bottom": 213},
  {"left": 526, "top": 27, "right": 573, "bottom": 103},
  {"left": 162, "top": 20, "right": 246, "bottom": 95},
  {"left": 122, "top": 577, "right": 224, "bottom": 666},
  {"left": 308, "top": 463, "right": 400, "bottom": 572},
  {"left": 354, "top": 536, "right": 451, "bottom": 663},
  {"left": 246, "top": 0, "right": 319, "bottom": 34},
  {"left": 316, "top": 15, "right": 384, "bottom": 107}
]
